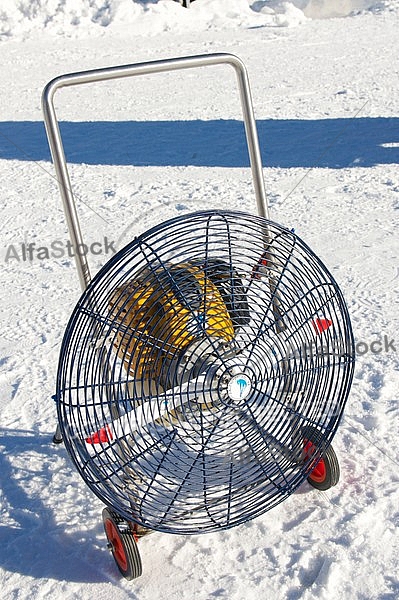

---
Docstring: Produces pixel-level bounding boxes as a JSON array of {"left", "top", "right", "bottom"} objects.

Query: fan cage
[{"left": 57, "top": 210, "right": 355, "bottom": 534}]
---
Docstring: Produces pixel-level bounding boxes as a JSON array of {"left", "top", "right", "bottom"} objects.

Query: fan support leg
[{"left": 52, "top": 424, "right": 63, "bottom": 444}]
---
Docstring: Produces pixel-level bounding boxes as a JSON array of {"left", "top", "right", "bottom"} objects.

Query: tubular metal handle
[{"left": 42, "top": 52, "right": 269, "bottom": 291}]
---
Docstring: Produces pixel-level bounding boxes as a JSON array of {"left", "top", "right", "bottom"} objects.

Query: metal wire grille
[{"left": 57, "top": 210, "right": 355, "bottom": 534}]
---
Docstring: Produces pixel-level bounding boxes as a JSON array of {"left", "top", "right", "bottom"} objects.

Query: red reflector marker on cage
[
  {"left": 312, "top": 318, "right": 333, "bottom": 334},
  {"left": 86, "top": 424, "right": 113, "bottom": 445},
  {"left": 251, "top": 255, "right": 268, "bottom": 279}
]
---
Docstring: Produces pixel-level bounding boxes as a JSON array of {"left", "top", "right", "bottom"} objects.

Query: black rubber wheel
[
  {"left": 102, "top": 508, "right": 142, "bottom": 580},
  {"left": 302, "top": 427, "right": 340, "bottom": 491}
]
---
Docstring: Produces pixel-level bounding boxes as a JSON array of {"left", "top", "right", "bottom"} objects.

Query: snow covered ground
[{"left": 0, "top": 1, "right": 398, "bottom": 598}]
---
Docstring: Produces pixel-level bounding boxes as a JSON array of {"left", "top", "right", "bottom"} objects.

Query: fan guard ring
[{"left": 57, "top": 210, "right": 355, "bottom": 534}]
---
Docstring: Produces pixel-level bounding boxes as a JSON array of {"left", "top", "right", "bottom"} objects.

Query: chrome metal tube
[{"left": 42, "top": 52, "right": 269, "bottom": 290}]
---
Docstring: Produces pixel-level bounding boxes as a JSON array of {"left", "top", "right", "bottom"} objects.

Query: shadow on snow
[
  {"left": 0, "top": 117, "right": 398, "bottom": 168},
  {"left": 0, "top": 428, "right": 134, "bottom": 586}
]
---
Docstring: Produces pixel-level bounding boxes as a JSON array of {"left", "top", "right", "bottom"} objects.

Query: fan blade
[{"left": 84, "top": 375, "right": 207, "bottom": 447}]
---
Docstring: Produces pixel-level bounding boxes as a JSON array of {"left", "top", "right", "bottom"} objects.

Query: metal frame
[
  {"left": 42, "top": 52, "right": 269, "bottom": 292},
  {"left": 44, "top": 55, "right": 354, "bottom": 537}
]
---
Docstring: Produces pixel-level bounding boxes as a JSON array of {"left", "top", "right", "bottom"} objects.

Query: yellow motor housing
[{"left": 108, "top": 263, "right": 235, "bottom": 380}]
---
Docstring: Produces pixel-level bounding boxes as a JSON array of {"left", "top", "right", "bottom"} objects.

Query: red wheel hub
[
  {"left": 105, "top": 519, "right": 128, "bottom": 572},
  {"left": 303, "top": 440, "right": 327, "bottom": 483}
]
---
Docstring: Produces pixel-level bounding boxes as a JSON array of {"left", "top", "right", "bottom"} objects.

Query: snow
[{"left": 0, "top": 0, "right": 398, "bottom": 598}]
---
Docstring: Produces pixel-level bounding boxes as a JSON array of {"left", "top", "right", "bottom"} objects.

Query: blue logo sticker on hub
[{"left": 228, "top": 373, "right": 252, "bottom": 401}]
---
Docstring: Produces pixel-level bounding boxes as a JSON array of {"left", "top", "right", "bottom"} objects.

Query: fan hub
[{"left": 227, "top": 372, "right": 252, "bottom": 401}]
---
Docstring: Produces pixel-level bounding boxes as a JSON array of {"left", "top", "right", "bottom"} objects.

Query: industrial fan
[
  {"left": 56, "top": 210, "right": 354, "bottom": 578},
  {"left": 43, "top": 54, "right": 355, "bottom": 581}
]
